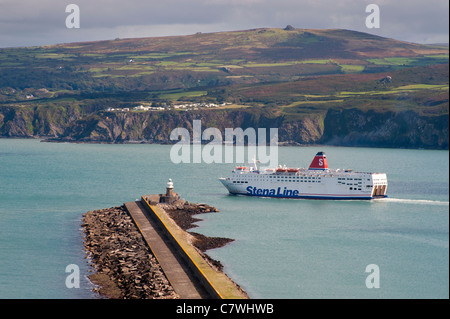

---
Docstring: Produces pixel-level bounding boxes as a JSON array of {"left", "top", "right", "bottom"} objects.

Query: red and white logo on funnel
[{"left": 309, "top": 152, "right": 328, "bottom": 170}]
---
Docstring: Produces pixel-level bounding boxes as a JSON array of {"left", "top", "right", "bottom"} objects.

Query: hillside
[{"left": 0, "top": 28, "right": 448, "bottom": 148}]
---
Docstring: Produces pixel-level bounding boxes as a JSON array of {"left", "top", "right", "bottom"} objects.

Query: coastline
[
  {"left": 82, "top": 201, "right": 243, "bottom": 299},
  {"left": 40, "top": 137, "right": 450, "bottom": 150},
  {"left": 0, "top": 136, "right": 447, "bottom": 150}
]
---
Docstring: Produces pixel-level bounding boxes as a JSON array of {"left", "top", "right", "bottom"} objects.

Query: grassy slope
[
  {"left": 223, "top": 63, "right": 448, "bottom": 118},
  {"left": 0, "top": 28, "right": 448, "bottom": 126},
  {"left": 0, "top": 28, "right": 447, "bottom": 88}
]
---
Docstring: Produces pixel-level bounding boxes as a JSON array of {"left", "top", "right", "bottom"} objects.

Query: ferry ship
[{"left": 219, "top": 152, "right": 388, "bottom": 200}]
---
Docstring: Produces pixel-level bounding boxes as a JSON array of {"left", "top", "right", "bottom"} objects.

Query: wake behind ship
[{"left": 219, "top": 152, "right": 388, "bottom": 200}]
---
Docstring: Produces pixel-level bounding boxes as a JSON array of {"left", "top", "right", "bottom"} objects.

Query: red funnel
[{"left": 309, "top": 152, "right": 328, "bottom": 170}]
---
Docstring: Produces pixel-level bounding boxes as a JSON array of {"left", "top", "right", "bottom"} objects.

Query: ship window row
[
  {"left": 232, "top": 181, "right": 248, "bottom": 184},
  {"left": 349, "top": 187, "right": 362, "bottom": 191},
  {"left": 269, "top": 176, "right": 321, "bottom": 180},
  {"left": 233, "top": 176, "right": 322, "bottom": 180},
  {"left": 338, "top": 181, "right": 363, "bottom": 185},
  {"left": 284, "top": 179, "right": 320, "bottom": 183},
  {"left": 232, "top": 178, "right": 322, "bottom": 183},
  {"left": 338, "top": 177, "right": 364, "bottom": 181},
  {"left": 266, "top": 176, "right": 322, "bottom": 178}
]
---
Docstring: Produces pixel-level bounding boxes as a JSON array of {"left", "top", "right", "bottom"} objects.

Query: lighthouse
[
  {"left": 159, "top": 178, "right": 180, "bottom": 204},
  {"left": 166, "top": 178, "right": 174, "bottom": 197}
]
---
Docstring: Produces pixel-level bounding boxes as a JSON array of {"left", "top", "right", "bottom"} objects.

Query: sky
[{"left": 0, "top": 0, "right": 448, "bottom": 48}]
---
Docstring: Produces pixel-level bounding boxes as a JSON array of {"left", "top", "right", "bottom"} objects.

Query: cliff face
[
  {"left": 0, "top": 107, "right": 448, "bottom": 149},
  {"left": 0, "top": 107, "right": 35, "bottom": 137},
  {"left": 0, "top": 105, "right": 83, "bottom": 138},
  {"left": 321, "top": 109, "right": 449, "bottom": 149},
  {"left": 53, "top": 110, "right": 324, "bottom": 145}
]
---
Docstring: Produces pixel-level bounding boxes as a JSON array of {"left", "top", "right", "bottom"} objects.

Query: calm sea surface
[{"left": 0, "top": 139, "right": 448, "bottom": 298}]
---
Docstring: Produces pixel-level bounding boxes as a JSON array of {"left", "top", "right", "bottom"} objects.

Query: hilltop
[
  {"left": 0, "top": 28, "right": 448, "bottom": 148},
  {"left": 0, "top": 28, "right": 447, "bottom": 95}
]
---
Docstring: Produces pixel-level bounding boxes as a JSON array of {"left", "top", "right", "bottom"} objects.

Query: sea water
[{"left": 0, "top": 139, "right": 448, "bottom": 298}]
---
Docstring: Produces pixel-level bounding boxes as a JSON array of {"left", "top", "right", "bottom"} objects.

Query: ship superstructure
[{"left": 219, "top": 152, "right": 388, "bottom": 200}]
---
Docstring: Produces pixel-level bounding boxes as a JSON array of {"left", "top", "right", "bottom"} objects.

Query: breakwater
[
  {"left": 82, "top": 200, "right": 245, "bottom": 299},
  {"left": 82, "top": 206, "right": 177, "bottom": 299}
]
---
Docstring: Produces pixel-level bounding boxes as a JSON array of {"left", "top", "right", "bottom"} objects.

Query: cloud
[{"left": 0, "top": 0, "right": 448, "bottom": 48}]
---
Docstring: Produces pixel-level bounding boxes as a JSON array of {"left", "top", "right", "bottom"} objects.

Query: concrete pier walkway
[{"left": 124, "top": 201, "right": 209, "bottom": 299}]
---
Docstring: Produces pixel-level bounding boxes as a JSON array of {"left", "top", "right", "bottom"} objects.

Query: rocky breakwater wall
[
  {"left": 159, "top": 201, "right": 234, "bottom": 272},
  {"left": 82, "top": 201, "right": 237, "bottom": 299},
  {"left": 82, "top": 206, "right": 178, "bottom": 299}
]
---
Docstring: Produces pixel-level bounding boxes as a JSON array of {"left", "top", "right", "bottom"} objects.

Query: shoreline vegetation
[{"left": 82, "top": 201, "right": 239, "bottom": 299}]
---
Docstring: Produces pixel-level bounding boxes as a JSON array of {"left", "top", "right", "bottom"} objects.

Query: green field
[
  {"left": 339, "top": 64, "right": 365, "bottom": 73},
  {"left": 159, "top": 90, "right": 207, "bottom": 100},
  {"left": 0, "top": 27, "right": 448, "bottom": 119}
]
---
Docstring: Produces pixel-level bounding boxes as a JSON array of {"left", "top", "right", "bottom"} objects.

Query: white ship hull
[{"left": 219, "top": 152, "right": 388, "bottom": 200}]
